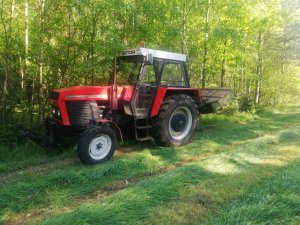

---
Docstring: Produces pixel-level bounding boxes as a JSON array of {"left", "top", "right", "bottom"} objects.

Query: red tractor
[{"left": 21, "top": 47, "right": 231, "bottom": 164}]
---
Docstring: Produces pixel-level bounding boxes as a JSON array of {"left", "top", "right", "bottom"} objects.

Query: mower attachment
[{"left": 17, "top": 124, "right": 59, "bottom": 148}]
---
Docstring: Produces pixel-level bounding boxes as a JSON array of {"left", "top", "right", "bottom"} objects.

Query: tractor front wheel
[
  {"left": 78, "top": 126, "right": 116, "bottom": 164},
  {"left": 152, "top": 94, "right": 199, "bottom": 146}
]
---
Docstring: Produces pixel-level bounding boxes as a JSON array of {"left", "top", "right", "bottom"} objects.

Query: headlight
[{"left": 52, "top": 106, "right": 61, "bottom": 118}]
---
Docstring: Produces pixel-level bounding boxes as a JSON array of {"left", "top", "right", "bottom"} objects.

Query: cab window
[
  {"left": 160, "top": 61, "right": 186, "bottom": 87},
  {"left": 141, "top": 59, "right": 164, "bottom": 84}
]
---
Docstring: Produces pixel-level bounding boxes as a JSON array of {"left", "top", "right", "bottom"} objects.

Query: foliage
[{"left": 0, "top": 0, "right": 299, "bottom": 141}]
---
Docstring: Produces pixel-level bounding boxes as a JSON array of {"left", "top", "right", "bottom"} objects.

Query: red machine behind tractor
[{"left": 21, "top": 47, "right": 231, "bottom": 164}]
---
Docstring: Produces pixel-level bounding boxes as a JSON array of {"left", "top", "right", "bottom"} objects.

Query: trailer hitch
[{"left": 16, "top": 124, "right": 59, "bottom": 148}]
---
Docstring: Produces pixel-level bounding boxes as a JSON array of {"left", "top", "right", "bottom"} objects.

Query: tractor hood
[{"left": 50, "top": 85, "right": 134, "bottom": 103}]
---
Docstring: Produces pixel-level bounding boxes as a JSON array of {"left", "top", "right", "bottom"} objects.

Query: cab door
[{"left": 132, "top": 59, "right": 164, "bottom": 118}]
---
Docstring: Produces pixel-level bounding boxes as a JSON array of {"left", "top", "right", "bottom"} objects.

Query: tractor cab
[{"left": 114, "top": 47, "right": 191, "bottom": 119}]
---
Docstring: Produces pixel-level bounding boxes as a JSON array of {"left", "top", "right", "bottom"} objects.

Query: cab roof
[{"left": 122, "top": 47, "right": 186, "bottom": 62}]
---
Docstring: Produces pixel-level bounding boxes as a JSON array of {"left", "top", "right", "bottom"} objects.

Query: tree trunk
[
  {"left": 200, "top": 0, "right": 211, "bottom": 88},
  {"left": 19, "top": 55, "right": 24, "bottom": 90},
  {"left": 220, "top": 39, "right": 227, "bottom": 87},
  {"left": 255, "top": 31, "right": 264, "bottom": 105},
  {"left": 24, "top": 0, "right": 29, "bottom": 90},
  {"left": 84, "top": 1, "right": 98, "bottom": 85},
  {"left": 90, "top": 16, "right": 97, "bottom": 85},
  {"left": 241, "top": 62, "right": 246, "bottom": 95},
  {"left": 181, "top": 0, "right": 188, "bottom": 54},
  {"left": 1, "top": 0, "right": 14, "bottom": 126},
  {"left": 38, "top": 0, "right": 45, "bottom": 121}
]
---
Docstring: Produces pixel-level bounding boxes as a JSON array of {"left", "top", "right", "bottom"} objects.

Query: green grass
[
  {"left": 0, "top": 142, "right": 76, "bottom": 174},
  {"left": 208, "top": 159, "right": 300, "bottom": 225},
  {"left": 0, "top": 106, "right": 300, "bottom": 225}
]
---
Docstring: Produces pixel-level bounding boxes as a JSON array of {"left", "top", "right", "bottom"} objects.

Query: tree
[{"left": 0, "top": 0, "right": 299, "bottom": 143}]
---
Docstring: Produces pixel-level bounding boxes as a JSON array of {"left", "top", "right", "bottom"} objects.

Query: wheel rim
[
  {"left": 169, "top": 106, "right": 193, "bottom": 140},
  {"left": 89, "top": 134, "right": 112, "bottom": 160}
]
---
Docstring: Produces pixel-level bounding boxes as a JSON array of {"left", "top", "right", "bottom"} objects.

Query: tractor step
[
  {"left": 136, "top": 125, "right": 152, "bottom": 129},
  {"left": 136, "top": 136, "right": 154, "bottom": 142},
  {"left": 134, "top": 119, "right": 153, "bottom": 142}
]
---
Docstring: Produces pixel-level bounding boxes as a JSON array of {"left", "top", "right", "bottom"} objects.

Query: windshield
[{"left": 115, "top": 55, "right": 143, "bottom": 85}]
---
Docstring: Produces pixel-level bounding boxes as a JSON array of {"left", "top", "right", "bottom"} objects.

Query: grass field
[{"left": 1, "top": 106, "right": 300, "bottom": 225}]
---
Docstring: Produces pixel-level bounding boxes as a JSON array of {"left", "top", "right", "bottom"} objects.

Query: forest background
[{"left": 0, "top": 0, "right": 299, "bottom": 143}]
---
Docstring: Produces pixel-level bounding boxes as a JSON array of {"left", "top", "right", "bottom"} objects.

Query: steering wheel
[{"left": 142, "top": 82, "right": 156, "bottom": 87}]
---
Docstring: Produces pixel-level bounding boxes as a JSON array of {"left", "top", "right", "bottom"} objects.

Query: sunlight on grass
[
  {"left": 200, "top": 134, "right": 280, "bottom": 175},
  {"left": 41, "top": 124, "right": 300, "bottom": 225},
  {"left": 41, "top": 164, "right": 209, "bottom": 225},
  {"left": 0, "top": 150, "right": 166, "bottom": 224},
  {"left": 201, "top": 156, "right": 241, "bottom": 174},
  {"left": 1, "top": 106, "right": 300, "bottom": 225},
  {"left": 208, "top": 159, "right": 300, "bottom": 225}
]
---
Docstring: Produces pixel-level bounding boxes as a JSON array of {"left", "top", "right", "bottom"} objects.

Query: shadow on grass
[
  {"left": 206, "top": 159, "right": 300, "bottom": 225},
  {"left": 0, "top": 142, "right": 77, "bottom": 174},
  {"left": 41, "top": 164, "right": 214, "bottom": 225},
  {"left": 1, "top": 139, "right": 299, "bottom": 225},
  {"left": 1, "top": 107, "right": 300, "bottom": 224},
  {"left": 2, "top": 107, "right": 299, "bottom": 175},
  {"left": 39, "top": 158, "right": 300, "bottom": 225},
  {"left": 197, "top": 109, "right": 300, "bottom": 146}
]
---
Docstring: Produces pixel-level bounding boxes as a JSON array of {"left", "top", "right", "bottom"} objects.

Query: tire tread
[
  {"left": 152, "top": 94, "right": 199, "bottom": 146},
  {"left": 78, "top": 126, "right": 116, "bottom": 164}
]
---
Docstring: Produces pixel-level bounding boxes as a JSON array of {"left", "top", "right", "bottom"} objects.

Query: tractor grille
[{"left": 66, "top": 101, "right": 94, "bottom": 126}]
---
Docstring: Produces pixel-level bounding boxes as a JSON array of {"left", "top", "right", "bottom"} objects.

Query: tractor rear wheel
[
  {"left": 78, "top": 126, "right": 116, "bottom": 164},
  {"left": 152, "top": 94, "right": 199, "bottom": 146}
]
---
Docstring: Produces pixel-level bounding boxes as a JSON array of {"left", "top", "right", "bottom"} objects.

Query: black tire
[
  {"left": 78, "top": 126, "right": 116, "bottom": 164},
  {"left": 152, "top": 94, "right": 199, "bottom": 146}
]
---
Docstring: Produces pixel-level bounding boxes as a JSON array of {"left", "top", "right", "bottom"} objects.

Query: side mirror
[{"left": 146, "top": 53, "right": 153, "bottom": 64}]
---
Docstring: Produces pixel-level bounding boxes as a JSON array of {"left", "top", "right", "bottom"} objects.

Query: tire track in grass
[
  {"left": 124, "top": 126, "right": 300, "bottom": 225},
  {"left": 40, "top": 131, "right": 300, "bottom": 225},
  {"left": 4, "top": 124, "right": 300, "bottom": 225},
  {"left": 204, "top": 159, "right": 300, "bottom": 225},
  {"left": 3, "top": 118, "right": 300, "bottom": 185},
  {"left": 0, "top": 158, "right": 78, "bottom": 184},
  {"left": 0, "top": 142, "right": 153, "bottom": 184},
  {"left": 3, "top": 106, "right": 300, "bottom": 180},
  {"left": 3, "top": 125, "right": 300, "bottom": 224},
  {"left": 143, "top": 157, "right": 300, "bottom": 225},
  {"left": 2, "top": 156, "right": 209, "bottom": 225}
]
